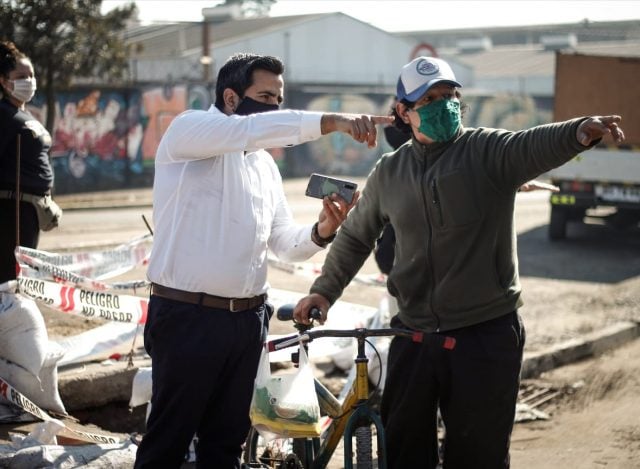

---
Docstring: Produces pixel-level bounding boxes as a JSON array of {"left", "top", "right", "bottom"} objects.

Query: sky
[{"left": 101, "top": 0, "right": 640, "bottom": 32}]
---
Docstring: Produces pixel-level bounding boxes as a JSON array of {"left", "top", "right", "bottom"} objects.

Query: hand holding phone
[{"left": 305, "top": 173, "right": 358, "bottom": 204}]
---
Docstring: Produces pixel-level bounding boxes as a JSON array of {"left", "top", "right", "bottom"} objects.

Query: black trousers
[
  {"left": 381, "top": 311, "right": 525, "bottom": 469},
  {"left": 0, "top": 199, "right": 39, "bottom": 284},
  {"left": 134, "top": 295, "right": 269, "bottom": 469}
]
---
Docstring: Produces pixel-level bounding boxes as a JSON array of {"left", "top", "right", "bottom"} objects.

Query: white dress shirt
[{"left": 147, "top": 105, "right": 325, "bottom": 298}]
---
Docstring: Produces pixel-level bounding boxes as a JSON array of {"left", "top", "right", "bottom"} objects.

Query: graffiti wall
[
  {"left": 280, "top": 91, "right": 553, "bottom": 179},
  {"left": 464, "top": 94, "right": 553, "bottom": 130},
  {"left": 29, "top": 84, "right": 214, "bottom": 194},
  {"left": 279, "top": 93, "right": 396, "bottom": 179},
  {"left": 28, "top": 85, "right": 553, "bottom": 194}
]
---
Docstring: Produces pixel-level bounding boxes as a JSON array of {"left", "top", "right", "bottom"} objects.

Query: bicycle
[{"left": 243, "top": 304, "right": 456, "bottom": 469}]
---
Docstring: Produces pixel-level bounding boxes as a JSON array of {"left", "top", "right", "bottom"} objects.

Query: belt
[
  {"left": 0, "top": 190, "right": 48, "bottom": 203},
  {"left": 151, "top": 283, "right": 267, "bottom": 312}
]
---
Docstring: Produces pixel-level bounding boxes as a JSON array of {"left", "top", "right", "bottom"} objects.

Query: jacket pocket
[{"left": 435, "top": 170, "right": 480, "bottom": 228}]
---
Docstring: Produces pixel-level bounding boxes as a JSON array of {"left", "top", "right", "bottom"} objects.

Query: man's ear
[
  {"left": 223, "top": 88, "right": 240, "bottom": 114},
  {"left": 395, "top": 102, "right": 411, "bottom": 124}
]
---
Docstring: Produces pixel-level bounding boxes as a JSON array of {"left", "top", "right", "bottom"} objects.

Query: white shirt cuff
[{"left": 299, "top": 112, "right": 324, "bottom": 142}]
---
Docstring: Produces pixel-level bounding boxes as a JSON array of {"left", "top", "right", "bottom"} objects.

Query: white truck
[{"left": 545, "top": 52, "right": 640, "bottom": 240}]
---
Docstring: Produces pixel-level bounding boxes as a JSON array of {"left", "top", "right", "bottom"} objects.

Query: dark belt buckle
[{"left": 229, "top": 298, "right": 240, "bottom": 312}]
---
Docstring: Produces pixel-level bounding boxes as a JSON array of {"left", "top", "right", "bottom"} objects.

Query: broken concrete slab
[{"left": 521, "top": 321, "right": 640, "bottom": 379}]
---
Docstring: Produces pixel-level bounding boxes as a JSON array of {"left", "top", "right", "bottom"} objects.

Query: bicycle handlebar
[
  {"left": 276, "top": 304, "right": 322, "bottom": 322},
  {"left": 269, "top": 304, "right": 456, "bottom": 352},
  {"left": 268, "top": 327, "right": 424, "bottom": 352}
]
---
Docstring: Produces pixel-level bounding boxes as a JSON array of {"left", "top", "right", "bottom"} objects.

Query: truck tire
[{"left": 549, "top": 206, "right": 568, "bottom": 240}]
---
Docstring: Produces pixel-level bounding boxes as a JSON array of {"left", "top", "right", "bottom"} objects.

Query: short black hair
[{"left": 215, "top": 53, "right": 284, "bottom": 111}]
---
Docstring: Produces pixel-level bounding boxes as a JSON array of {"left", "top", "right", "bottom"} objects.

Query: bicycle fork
[{"left": 343, "top": 336, "right": 386, "bottom": 469}]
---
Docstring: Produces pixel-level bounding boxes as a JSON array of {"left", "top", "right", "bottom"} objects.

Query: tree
[{"left": 0, "top": 0, "right": 136, "bottom": 132}]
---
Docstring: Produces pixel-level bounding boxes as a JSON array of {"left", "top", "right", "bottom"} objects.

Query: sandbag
[
  {"left": 0, "top": 290, "right": 48, "bottom": 376},
  {"left": 2, "top": 440, "right": 137, "bottom": 469},
  {"left": 0, "top": 341, "right": 67, "bottom": 415},
  {"left": 56, "top": 322, "right": 143, "bottom": 367},
  {"left": 129, "top": 366, "right": 152, "bottom": 408}
]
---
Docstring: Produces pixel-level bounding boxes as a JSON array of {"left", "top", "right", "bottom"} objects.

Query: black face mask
[
  {"left": 383, "top": 125, "right": 411, "bottom": 151},
  {"left": 235, "top": 96, "right": 279, "bottom": 115}
]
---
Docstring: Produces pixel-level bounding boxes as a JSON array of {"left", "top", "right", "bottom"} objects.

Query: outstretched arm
[{"left": 321, "top": 113, "right": 395, "bottom": 148}]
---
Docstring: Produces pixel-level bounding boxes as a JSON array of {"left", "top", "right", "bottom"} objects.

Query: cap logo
[{"left": 416, "top": 59, "right": 439, "bottom": 76}]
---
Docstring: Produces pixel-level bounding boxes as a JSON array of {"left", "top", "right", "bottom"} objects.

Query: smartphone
[{"left": 305, "top": 173, "right": 358, "bottom": 204}]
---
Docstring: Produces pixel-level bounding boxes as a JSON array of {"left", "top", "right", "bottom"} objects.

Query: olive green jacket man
[{"left": 310, "top": 118, "right": 593, "bottom": 332}]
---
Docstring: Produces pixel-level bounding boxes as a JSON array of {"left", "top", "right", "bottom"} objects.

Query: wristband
[{"left": 311, "top": 222, "right": 336, "bottom": 248}]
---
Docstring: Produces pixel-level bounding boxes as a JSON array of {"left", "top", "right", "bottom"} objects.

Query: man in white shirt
[{"left": 134, "top": 53, "right": 393, "bottom": 469}]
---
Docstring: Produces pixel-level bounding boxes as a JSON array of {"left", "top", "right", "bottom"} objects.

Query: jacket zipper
[
  {"left": 431, "top": 179, "right": 444, "bottom": 227},
  {"left": 422, "top": 173, "right": 441, "bottom": 331}
]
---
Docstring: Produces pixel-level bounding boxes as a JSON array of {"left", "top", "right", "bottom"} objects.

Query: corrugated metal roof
[
  {"left": 452, "top": 41, "right": 640, "bottom": 78},
  {"left": 203, "top": 13, "right": 326, "bottom": 41},
  {"left": 398, "top": 20, "right": 640, "bottom": 47}
]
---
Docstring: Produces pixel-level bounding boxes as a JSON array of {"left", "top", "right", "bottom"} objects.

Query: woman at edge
[{"left": 0, "top": 40, "right": 54, "bottom": 287}]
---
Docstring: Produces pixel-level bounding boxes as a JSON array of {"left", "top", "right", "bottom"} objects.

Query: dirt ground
[
  {"left": 510, "top": 337, "right": 640, "bottom": 468},
  {"left": 6, "top": 182, "right": 640, "bottom": 467}
]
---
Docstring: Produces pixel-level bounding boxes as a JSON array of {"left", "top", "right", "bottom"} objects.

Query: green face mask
[{"left": 415, "top": 99, "right": 461, "bottom": 142}]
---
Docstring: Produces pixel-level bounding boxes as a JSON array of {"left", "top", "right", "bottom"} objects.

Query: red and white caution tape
[
  {"left": 16, "top": 250, "right": 149, "bottom": 291},
  {"left": 0, "top": 377, "right": 121, "bottom": 444},
  {"left": 16, "top": 233, "right": 152, "bottom": 281},
  {"left": 17, "top": 275, "right": 148, "bottom": 325}
]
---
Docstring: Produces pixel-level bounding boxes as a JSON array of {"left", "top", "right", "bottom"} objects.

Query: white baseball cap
[{"left": 396, "top": 56, "right": 462, "bottom": 102}]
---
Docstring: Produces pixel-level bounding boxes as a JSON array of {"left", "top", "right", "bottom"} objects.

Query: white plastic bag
[{"left": 250, "top": 343, "right": 321, "bottom": 438}]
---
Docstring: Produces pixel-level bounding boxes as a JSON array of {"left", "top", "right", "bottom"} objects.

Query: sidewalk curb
[
  {"left": 54, "top": 189, "right": 153, "bottom": 211},
  {"left": 59, "top": 358, "right": 151, "bottom": 411},
  {"left": 521, "top": 321, "right": 640, "bottom": 379}
]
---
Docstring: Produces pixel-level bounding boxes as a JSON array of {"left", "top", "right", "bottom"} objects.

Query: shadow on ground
[
  {"left": 518, "top": 218, "right": 640, "bottom": 283},
  {"left": 518, "top": 220, "right": 640, "bottom": 283}
]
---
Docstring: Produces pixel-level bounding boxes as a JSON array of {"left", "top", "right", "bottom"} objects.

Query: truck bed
[{"left": 545, "top": 148, "right": 640, "bottom": 184}]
